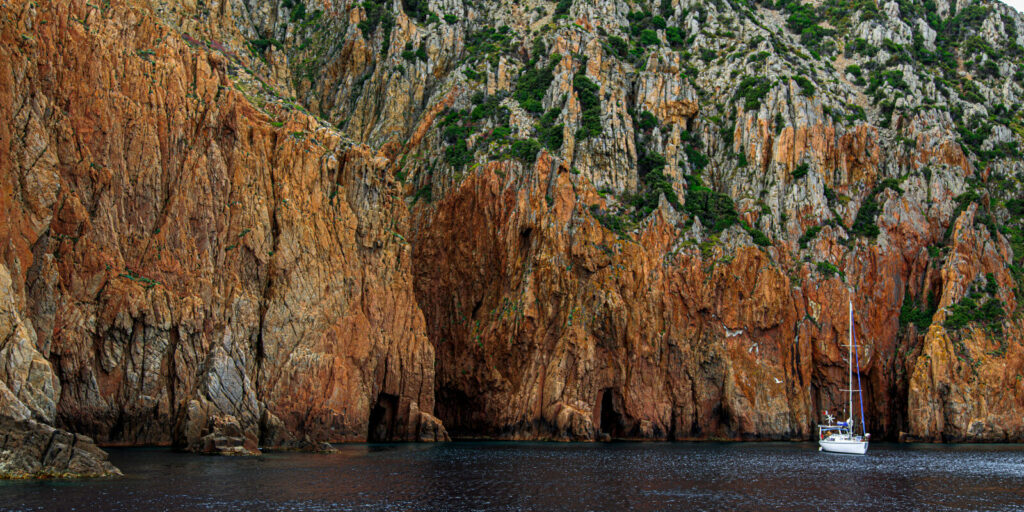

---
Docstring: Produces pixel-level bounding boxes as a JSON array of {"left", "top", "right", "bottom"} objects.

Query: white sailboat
[{"left": 818, "top": 299, "right": 869, "bottom": 455}]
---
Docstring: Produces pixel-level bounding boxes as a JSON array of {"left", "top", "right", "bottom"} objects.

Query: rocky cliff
[
  {"left": 1, "top": 0, "right": 1023, "bottom": 477},
  {"left": 0, "top": 0, "right": 446, "bottom": 477}
]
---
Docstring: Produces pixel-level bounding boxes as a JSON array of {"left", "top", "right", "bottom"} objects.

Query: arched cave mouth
[
  {"left": 367, "top": 392, "right": 399, "bottom": 442},
  {"left": 595, "top": 388, "right": 627, "bottom": 440}
]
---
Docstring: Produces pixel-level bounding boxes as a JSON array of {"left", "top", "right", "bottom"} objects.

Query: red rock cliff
[
  {"left": 0, "top": 0, "right": 446, "bottom": 475},
  {"left": 2, "top": 0, "right": 1024, "bottom": 477}
]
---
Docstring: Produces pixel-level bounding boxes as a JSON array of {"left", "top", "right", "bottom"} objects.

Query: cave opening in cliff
[
  {"left": 519, "top": 227, "right": 533, "bottom": 256},
  {"left": 367, "top": 392, "right": 399, "bottom": 442},
  {"left": 596, "top": 388, "right": 626, "bottom": 440},
  {"left": 434, "top": 386, "right": 480, "bottom": 438}
]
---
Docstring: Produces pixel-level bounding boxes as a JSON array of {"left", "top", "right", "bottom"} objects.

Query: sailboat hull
[{"left": 819, "top": 439, "right": 868, "bottom": 455}]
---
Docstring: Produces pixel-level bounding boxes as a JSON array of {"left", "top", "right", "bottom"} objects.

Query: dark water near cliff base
[{"left": 2, "top": 442, "right": 1023, "bottom": 511}]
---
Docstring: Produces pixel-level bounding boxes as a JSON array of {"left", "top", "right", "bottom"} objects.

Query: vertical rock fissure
[
  {"left": 165, "top": 326, "right": 179, "bottom": 433},
  {"left": 254, "top": 137, "right": 282, "bottom": 428}
]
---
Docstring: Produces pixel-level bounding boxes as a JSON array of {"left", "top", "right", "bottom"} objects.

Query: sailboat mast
[{"left": 848, "top": 298, "right": 854, "bottom": 429}]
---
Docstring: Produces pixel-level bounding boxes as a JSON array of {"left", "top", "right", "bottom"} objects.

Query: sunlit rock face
[{"left": 1, "top": 0, "right": 1023, "bottom": 475}]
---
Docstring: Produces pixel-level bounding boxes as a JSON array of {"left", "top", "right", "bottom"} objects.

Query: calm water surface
[{"left": 1, "top": 442, "right": 1023, "bottom": 511}]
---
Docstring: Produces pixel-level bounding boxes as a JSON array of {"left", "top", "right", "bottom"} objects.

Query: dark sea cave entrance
[
  {"left": 367, "top": 392, "right": 399, "bottom": 442},
  {"left": 595, "top": 388, "right": 626, "bottom": 440}
]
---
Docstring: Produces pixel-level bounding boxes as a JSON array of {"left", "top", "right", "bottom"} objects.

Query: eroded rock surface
[
  {"left": 0, "top": 416, "right": 121, "bottom": 478},
  {"left": 0, "top": 264, "right": 120, "bottom": 477},
  {"left": 2, "top": 0, "right": 1024, "bottom": 477},
  {"left": 1, "top": 0, "right": 446, "bottom": 476}
]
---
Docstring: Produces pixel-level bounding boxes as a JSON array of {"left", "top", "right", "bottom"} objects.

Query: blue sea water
[{"left": 1, "top": 442, "right": 1023, "bottom": 511}]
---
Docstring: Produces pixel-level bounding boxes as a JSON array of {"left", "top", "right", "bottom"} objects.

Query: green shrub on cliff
[
  {"left": 511, "top": 139, "right": 542, "bottom": 164},
  {"left": 850, "top": 178, "right": 904, "bottom": 239},
  {"left": 444, "top": 139, "right": 473, "bottom": 170},
  {"left": 944, "top": 273, "right": 1007, "bottom": 332},
  {"left": 289, "top": 0, "right": 307, "bottom": 22},
  {"left": 815, "top": 261, "right": 844, "bottom": 279},
  {"left": 628, "top": 150, "right": 681, "bottom": 218},
  {"left": 412, "top": 185, "right": 432, "bottom": 204},
  {"left": 515, "top": 62, "right": 556, "bottom": 114},
  {"left": 850, "top": 197, "right": 881, "bottom": 238},
  {"left": 589, "top": 205, "right": 631, "bottom": 237},
  {"left": 638, "top": 151, "right": 667, "bottom": 178},
  {"left": 470, "top": 93, "right": 506, "bottom": 121},
  {"left": 537, "top": 109, "right": 564, "bottom": 152},
  {"left": 942, "top": 188, "right": 983, "bottom": 240},
  {"left": 798, "top": 225, "right": 821, "bottom": 249},
  {"left": 666, "top": 27, "right": 686, "bottom": 47},
  {"left": 639, "top": 29, "right": 660, "bottom": 47},
  {"left": 400, "top": 0, "right": 431, "bottom": 22},
  {"left": 684, "top": 147, "right": 708, "bottom": 171},
  {"left": 465, "top": 26, "right": 515, "bottom": 66},
  {"left": 554, "top": 0, "right": 572, "bottom": 17},
  {"left": 357, "top": 1, "right": 384, "bottom": 36},
  {"left": 1006, "top": 199, "right": 1024, "bottom": 217},
  {"left": 401, "top": 42, "right": 428, "bottom": 62},
  {"left": 248, "top": 39, "right": 283, "bottom": 54},
  {"left": 356, "top": 0, "right": 395, "bottom": 55},
  {"left": 781, "top": 0, "right": 834, "bottom": 53},
  {"left": 944, "top": 296, "right": 1006, "bottom": 331},
  {"left": 791, "top": 163, "right": 809, "bottom": 179},
  {"left": 685, "top": 184, "right": 738, "bottom": 233},
  {"left": 735, "top": 76, "right": 772, "bottom": 110},
  {"left": 606, "top": 36, "right": 629, "bottom": 58},
  {"left": 793, "top": 75, "right": 815, "bottom": 97},
  {"left": 845, "top": 37, "right": 878, "bottom": 57},
  {"left": 573, "top": 74, "right": 602, "bottom": 139},
  {"left": 746, "top": 225, "right": 771, "bottom": 246},
  {"left": 900, "top": 290, "right": 938, "bottom": 330},
  {"left": 637, "top": 110, "right": 658, "bottom": 131}
]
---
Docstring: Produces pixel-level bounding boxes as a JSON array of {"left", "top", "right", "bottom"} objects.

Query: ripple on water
[{"left": 1, "top": 443, "right": 1023, "bottom": 511}]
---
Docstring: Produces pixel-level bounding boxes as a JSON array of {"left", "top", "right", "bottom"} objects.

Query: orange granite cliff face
[
  {"left": 2, "top": 0, "right": 1024, "bottom": 478},
  {"left": 907, "top": 205, "right": 1024, "bottom": 441},
  {"left": 411, "top": 156, "right": 1022, "bottom": 441},
  {"left": 0, "top": 0, "right": 445, "bottom": 475}
]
